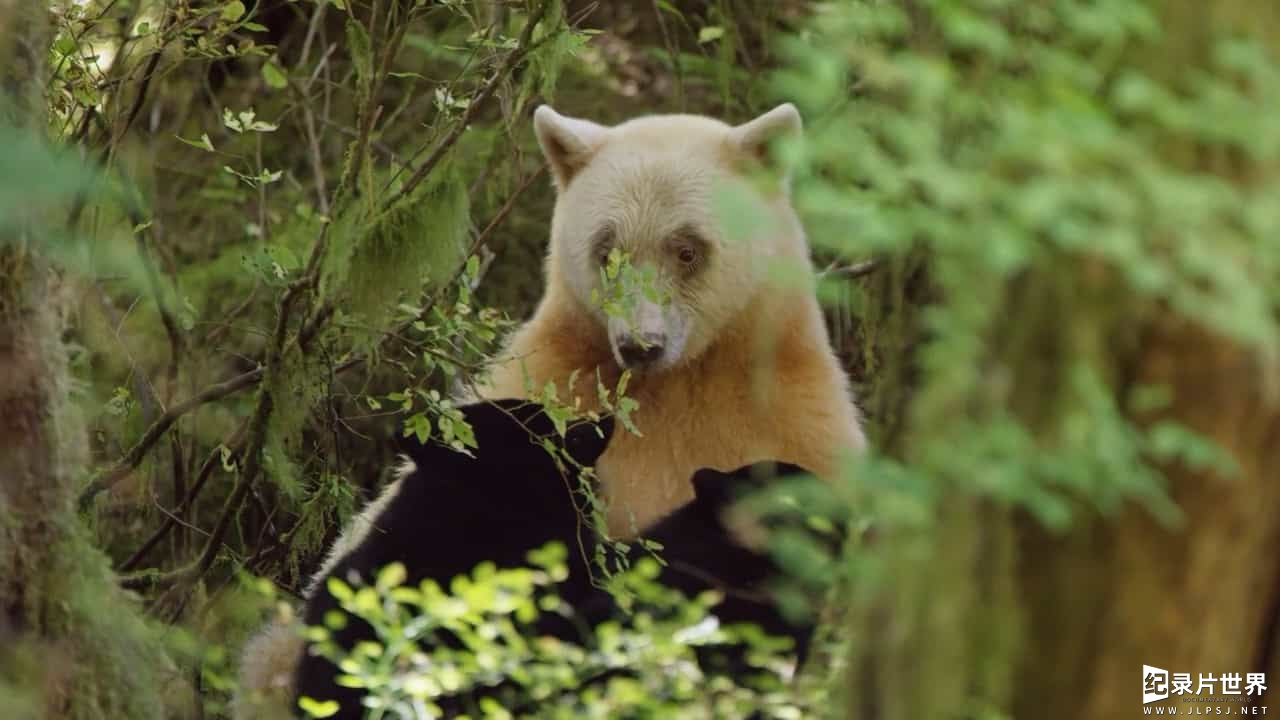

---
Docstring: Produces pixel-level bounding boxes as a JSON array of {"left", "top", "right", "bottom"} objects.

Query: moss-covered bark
[
  {"left": 1012, "top": 2, "right": 1280, "bottom": 717},
  {"left": 836, "top": 0, "right": 1280, "bottom": 715},
  {"left": 0, "top": 4, "right": 185, "bottom": 718},
  {"left": 1016, "top": 319, "right": 1280, "bottom": 720}
]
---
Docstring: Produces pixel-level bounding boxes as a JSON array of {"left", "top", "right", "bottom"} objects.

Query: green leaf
[
  {"left": 404, "top": 413, "right": 431, "bottom": 444},
  {"left": 376, "top": 562, "right": 407, "bottom": 592},
  {"left": 326, "top": 577, "right": 353, "bottom": 603},
  {"left": 262, "top": 61, "right": 288, "bottom": 89},
  {"left": 297, "top": 696, "right": 339, "bottom": 718},
  {"left": 654, "top": 0, "right": 682, "bottom": 17},
  {"left": 176, "top": 133, "right": 215, "bottom": 152},
  {"left": 220, "top": 0, "right": 246, "bottom": 21},
  {"left": 698, "top": 26, "right": 724, "bottom": 44}
]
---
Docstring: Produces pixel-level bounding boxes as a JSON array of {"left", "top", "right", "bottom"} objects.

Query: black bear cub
[
  {"left": 291, "top": 399, "right": 611, "bottom": 717},
  {"left": 292, "top": 398, "right": 829, "bottom": 718}
]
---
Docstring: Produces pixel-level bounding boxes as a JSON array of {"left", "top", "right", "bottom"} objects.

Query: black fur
[
  {"left": 639, "top": 460, "right": 822, "bottom": 669},
  {"left": 291, "top": 399, "right": 612, "bottom": 718},
  {"left": 291, "top": 400, "right": 827, "bottom": 718}
]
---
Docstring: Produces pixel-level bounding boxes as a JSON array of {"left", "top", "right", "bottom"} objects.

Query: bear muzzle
[
  {"left": 606, "top": 298, "right": 689, "bottom": 371},
  {"left": 615, "top": 334, "right": 666, "bottom": 368}
]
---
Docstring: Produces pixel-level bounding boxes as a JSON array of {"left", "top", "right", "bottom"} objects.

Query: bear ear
[
  {"left": 690, "top": 467, "right": 736, "bottom": 511},
  {"left": 534, "top": 105, "right": 608, "bottom": 189},
  {"left": 563, "top": 415, "right": 615, "bottom": 468},
  {"left": 729, "top": 103, "right": 803, "bottom": 180},
  {"left": 691, "top": 461, "right": 806, "bottom": 511}
]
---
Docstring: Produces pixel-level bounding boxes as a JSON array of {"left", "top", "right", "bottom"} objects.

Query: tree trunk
[
  {"left": 1013, "top": 1, "right": 1280, "bottom": 716},
  {"left": 836, "top": 1, "right": 1280, "bottom": 717},
  {"left": 1016, "top": 317, "right": 1280, "bottom": 719},
  {"left": 0, "top": 5, "right": 184, "bottom": 718}
]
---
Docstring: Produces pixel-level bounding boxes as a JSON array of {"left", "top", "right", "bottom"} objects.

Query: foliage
[
  {"left": 769, "top": 0, "right": 1280, "bottom": 716},
  {"left": 297, "top": 543, "right": 812, "bottom": 719}
]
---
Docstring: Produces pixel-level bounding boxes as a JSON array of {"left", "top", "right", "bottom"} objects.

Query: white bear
[
  {"left": 234, "top": 103, "right": 867, "bottom": 715},
  {"left": 477, "top": 103, "right": 866, "bottom": 534}
]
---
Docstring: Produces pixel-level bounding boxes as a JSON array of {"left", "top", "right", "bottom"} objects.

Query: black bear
[
  {"left": 291, "top": 398, "right": 612, "bottom": 717},
  {"left": 292, "top": 398, "right": 832, "bottom": 718}
]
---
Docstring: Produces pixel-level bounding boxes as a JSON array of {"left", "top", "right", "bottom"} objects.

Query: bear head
[{"left": 533, "top": 104, "right": 811, "bottom": 373}]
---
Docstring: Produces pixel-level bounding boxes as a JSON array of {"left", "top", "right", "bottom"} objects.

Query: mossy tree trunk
[
  {"left": 0, "top": 0, "right": 74, "bottom": 705},
  {"left": 839, "top": 1, "right": 1280, "bottom": 717},
  {"left": 1013, "top": 2, "right": 1280, "bottom": 718},
  {"left": 1016, "top": 319, "right": 1280, "bottom": 719},
  {"left": 0, "top": 4, "right": 180, "bottom": 718}
]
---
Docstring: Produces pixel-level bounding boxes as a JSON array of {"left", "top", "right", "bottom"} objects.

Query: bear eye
[
  {"left": 670, "top": 226, "right": 707, "bottom": 270},
  {"left": 591, "top": 226, "right": 615, "bottom": 266}
]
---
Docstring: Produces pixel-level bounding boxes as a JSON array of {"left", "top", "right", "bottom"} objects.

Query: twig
[
  {"left": 289, "top": 77, "right": 331, "bottom": 216},
  {"left": 115, "top": 5, "right": 414, "bottom": 592},
  {"left": 650, "top": 0, "right": 684, "bottom": 109},
  {"left": 77, "top": 367, "right": 264, "bottom": 511},
  {"left": 383, "top": 0, "right": 551, "bottom": 210},
  {"left": 336, "top": 165, "right": 543, "bottom": 376},
  {"left": 119, "top": 422, "right": 249, "bottom": 572},
  {"left": 84, "top": 167, "right": 540, "bottom": 516},
  {"left": 819, "top": 258, "right": 883, "bottom": 281},
  {"left": 123, "top": 392, "right": 274, "bottom": 591},
  {"left": 202, "top": 280, "right": 260, "bottom": 346},
  {"left": 67, "top": 4, "right": 176, "bottom": 227},
  {"left": 131, "top": 212, "right": 184, "bottom": 389}
]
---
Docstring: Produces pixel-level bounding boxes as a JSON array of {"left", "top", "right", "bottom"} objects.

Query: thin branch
[
  {"left": 819, "top": 258, "right": 884, "bottom": 281},
  {"left": 291, "top": 76, "right": 331, "bottom": 216},
  {"left": 115, "top": 5, "right": 412, "bottom": 591},
  {"left": 119, "top": 422, "right": 249, "bottom": 572},
  {"left": 67, "top": 4, "right": 176, "bottom": 227},
  {"left": 383, "top": 0, "right": 551, "bottom": 210},
  {"left": 202, "top": 280, "right": 260, "bottom": 346},
  {"left": 77, "top": 367, "right": 264, "bottom": 511},
  {"left": 132, "top": 214, "right": 184, "bottom": 386},
  {"left": 336, "top": 166, "right": 543, "bottom": 376},
  {"left": 650, "top": 0, "right": 685, "bottom": 109},
  {"left": 122, "top": 391, "right": 274, "bottom": 591}
]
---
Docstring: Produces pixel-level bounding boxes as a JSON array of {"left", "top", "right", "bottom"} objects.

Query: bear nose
[{"left": 617, "top": 336, "right": 665, "bottom": 368}]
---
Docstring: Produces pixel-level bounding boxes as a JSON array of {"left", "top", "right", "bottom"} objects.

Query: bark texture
[{"left": 0, "top": 5, "right": 182, "bottom": 718}]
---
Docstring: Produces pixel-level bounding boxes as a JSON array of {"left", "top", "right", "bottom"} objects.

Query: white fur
[{"left": 481, "top": 105, "right": 866, "bottom": 535}]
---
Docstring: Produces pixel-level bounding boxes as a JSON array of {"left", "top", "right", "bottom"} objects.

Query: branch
[
  {"left": 122, "top": 392, "right": 274, "bottom": 592},
  {"left": 819, "top": 258, "right": 883, "bottom": 281},
  {"left": 335, "top": 165, "right": 543, "bottom": 376},
  {"left": 67, "top": 5, "right": 176, "bottom": 227},
  {"left": 118, "top": 422, "right": 249, "bottom": 573},
  {"left": 124, "top": 262, "right": 310, "bottom": 591},
  {"left": 130, "top": 210, "right": 184, "bottom": 389},
  {"left": 383, "top": 0, "right": 551, "bottom": 209},
  {"left": 77, "top": 367, "right": 264, "bottom": 511}
]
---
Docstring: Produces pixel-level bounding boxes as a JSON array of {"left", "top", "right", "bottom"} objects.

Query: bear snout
[{"left": 615, "top": 334, "right": 666, "bottom": 368}]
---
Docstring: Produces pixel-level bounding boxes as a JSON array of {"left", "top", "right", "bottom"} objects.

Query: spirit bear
[
  {"left": 291, "top": 400, "right": 828, "bottom": 717},
  {"left": 477, "top": 103, "right": 866, "bottom": 535},
  {"left": 237, "top": 103, "right": 863, "bottom": 715}
]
